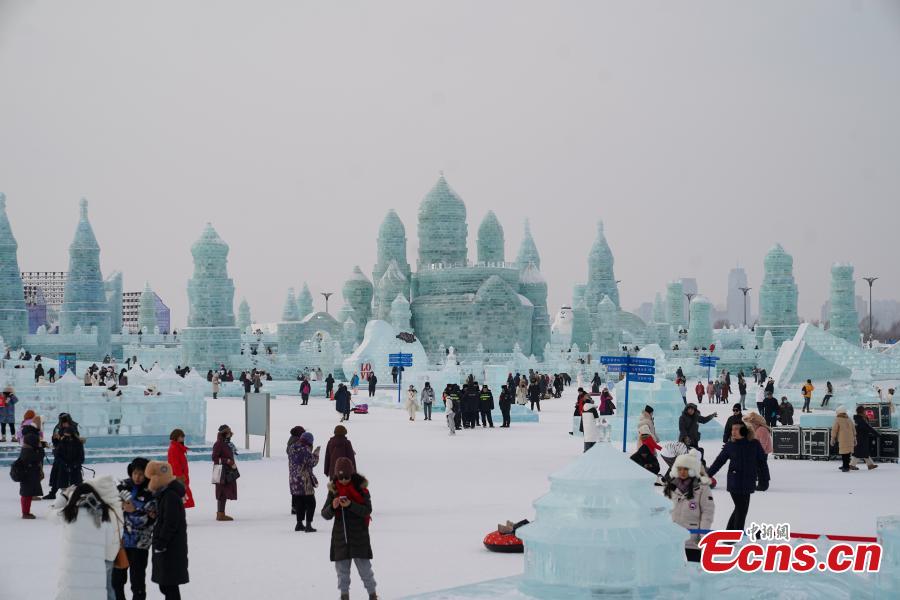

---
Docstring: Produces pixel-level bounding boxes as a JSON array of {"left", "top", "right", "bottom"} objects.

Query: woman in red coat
[{"left": 167, "top": 428, "right": 195, "bottom": 508}]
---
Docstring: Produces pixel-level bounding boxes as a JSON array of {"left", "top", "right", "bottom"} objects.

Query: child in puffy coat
[{"left": 664, "top": 452, "right": 715, "bottom": 562}]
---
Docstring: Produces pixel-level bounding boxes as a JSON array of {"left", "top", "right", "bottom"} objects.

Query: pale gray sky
[{"left": 2, "top": 0, "right": 899, "bottom": 327}]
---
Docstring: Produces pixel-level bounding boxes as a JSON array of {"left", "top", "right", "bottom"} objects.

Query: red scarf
[{"left": 335, "top": 480, "right": 371, "bottom": 526}]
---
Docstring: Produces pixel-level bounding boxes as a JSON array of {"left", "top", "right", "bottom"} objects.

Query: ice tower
[
  {"left": 570, "top": 284, "right": 592, "bottom": 349},
  {"left": 342, "top": 266, "right": 373, "bottom": 342},
  {"left": 104, "top": 271, "right": 123, "bottom": 335},
  {"left": 181, "top": 223, "right": 241, "bottom": 371},
  {"left": 594, "top": 295, "right": 619, "bottom": 353},
  {"left": 828, "top": 263, "right": 860, "bottom": 344},
  {"left": 519, "top": 263, "right": 550, "bottom": 359},
  {"left": 476, "top": 211, "right": 504, "bottom": 264},
  {"left": 0, "top": 193, "right": 28, "bottom": 348},
  {"left": 756, "top": 244, "right": 799, "bottom": 347},
  {"left": 138, "top": 283, "right": 158, "bottom": 333},
  {"left": 297, "top": 283, "right": 314, "bottom": 319},
  {"left": 390, "top": 294, "right": 412, "bottom": 332},
  {"left": 373, "top": 210, "right": 410, "bottom": 316},
  {"left": 666, "top": 280, "right": 686, "bottom": 330},
  {"left": 686, "top": 295, "right": 713, "bottom": 349},
  {"left": 584, "top": 221, "right": 620, "bottom": 313},
  {"left": 515, "top": 219, "right": 540, "bottom": 269},
  {"left": 416, "top": 175, "right": 468, "bottom": 268},
  {"left": 374, "top": 261, "right": 408, "bottom": 321},
  {"left": 277, "top": 288, "right": 306, "bottom": 352},
  {"left": 58, "top": 199, "right": 111, "bottom": 359},
  {"left": 282, "top": 288, "right": 300, "bottom": 322},
  {"left": 237, "top": 299, "right": 251, "bottom": 332}
]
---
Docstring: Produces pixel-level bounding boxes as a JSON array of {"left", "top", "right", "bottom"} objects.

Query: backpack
[{"left": 9, "top": 457, "right": 25, "bottom": 483}]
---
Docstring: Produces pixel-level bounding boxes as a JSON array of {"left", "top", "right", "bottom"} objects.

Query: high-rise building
[
  {"left": 756, "top": 244, "right": 799, "bottom": 347},
  {"left": 725, "top": 267, "right": 752, "bottom": 326},
  {"left": 122, "top": 289, "right": 171, "bottom": 334},
  {"left": 21, "top": 272, "right": 67, "bottom": 320}
]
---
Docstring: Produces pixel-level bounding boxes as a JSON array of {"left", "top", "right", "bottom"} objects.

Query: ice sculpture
[
  {"left": 180, "top": 223, "right": 241, "bottom": 371},
  {"left": 476, "top": 210, "right": 505, "bottom": 264},
  {"left": 0, "top": 193, "right": 28, "bottom": 347},
  {"left": 517, "top": 443, "right": 690, "bottom": 597},
  {"left": 877, "top": 516, "right": 900, "bottom": 594},
  {"left": 405, "top": 176, "right": 548, "bottom": 357},
  {"left": 104, "top": 271, "right": 123, "bottom": 335},
  {"left": 519, "top": 263, "right": 550, "bottom": 359},
  {"left": 282, "top": 288, "right": 300, "bottom": 321},
  {"left": 390, "top": 294, "right": 412, "bottom": 332},
  {"left": 570, "top": 284, "right": 592, "bottom": 348},
  {"left": 373, "top": 209, "right": 411, "bottom": 292},
  {"left": 756, "top": 243, "right": 799, "bottom": 348},
  {"left": 237, "top": 298, "right": 251, "bottom": 332},
  {"left": 297, "top": 282, "right": 314, "bottom": 318},
  {"left": 827, "top": 263, "right": 860, "bottom": 344},
  {"left": 341, "top": 320, "right": 429, "bottom": 385},
  {"left": 138, "top": 283, "right": 158, "bottom": 333},
  {"left": 550, "top": 306, "right": 573, "bottom": 347},
  {"left": 666, "top": 280, "right": 686, "bottom": 330},
  {"left": 341, "top": 317, "right": 358, "bottom": 353},
  {"left": 342, "top": 266, "right": 373, "bottom": 342},
  {"left": 375, "top": 261, "right": 407, "bottom": 321},
  {"left": 583, "top": 221, "right": 620, "bottom": 317},
  {"left": 686, "top": 295, "right": 713, "bottom": 349},
  {"left": 648, "top": 292, "right": 671, "bottom": 348},
  {"left": 515, "top": 219, "right": 540, "bottom": 269},
  {"left": 416, "top": 175, "right": 468, "bottom": 268},
  {"left": 277, "top": 288, "right": 306, "bottom": 351},
  {"left": 58, "top": 199, "right": 112, "bottom": 359},
  {"left": 594, "top": 295, "right": 619, "bottom": 352}
]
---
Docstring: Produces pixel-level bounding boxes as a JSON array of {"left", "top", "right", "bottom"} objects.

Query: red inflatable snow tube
[{"left": 483, "top": 530, "right": 524, "bottom": 553}]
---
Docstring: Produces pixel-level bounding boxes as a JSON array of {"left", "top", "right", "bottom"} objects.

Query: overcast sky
[{"left": 1, "top": 0, "right": 899, "bottom": 327}]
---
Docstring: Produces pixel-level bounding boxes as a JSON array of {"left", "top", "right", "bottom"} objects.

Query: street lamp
[
  {"left": 863, "top": 277, "right": 878, "bottom": 346},
  {"left": 739, "top": 287, "right": 752, "bottom": 327},
  {"left": 321, "top": 292, "right": 334, "bottom": 314},
  {"left": 684, "top": 293, "right": 696, "bottom": 327}
]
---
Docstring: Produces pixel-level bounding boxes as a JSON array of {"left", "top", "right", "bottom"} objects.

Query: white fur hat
[{"left": 673, "top": 453, "right": 701, "bottom": 478}]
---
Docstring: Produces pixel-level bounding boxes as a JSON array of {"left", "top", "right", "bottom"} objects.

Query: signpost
[
  {"left": 698, "top": 355, "right": 720, "bottom": 383},
  {"left": 600, "top": 355, "right": 656, "bottom": 452},
  {"left": 245, "top": 392, "right": 271, "bottom": 457},
  {"left": 388, "top": 352, "right": 413, "bottom": 404}
]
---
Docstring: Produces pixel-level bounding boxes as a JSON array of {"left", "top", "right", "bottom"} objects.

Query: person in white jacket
[
  {"left": 637, "top": 405, "right": 659, "bottom": 443},
  {"left": 53, "top": 475, "right": 124, "bottom": 600},
  {"left": 405, "top": 385, "right": 420, "bottom": 421},
  {"left": 663, "top": 452, "right": 715, "bottom": 563},
  {"left": 581, "top": 399, "right": 600, "bottom": 452}
]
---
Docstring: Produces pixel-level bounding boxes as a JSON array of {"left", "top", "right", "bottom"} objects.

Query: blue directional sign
[
  {"left": 629, "top": 374, "right": 656, "bottom": 384},
  {"left": 600, "top": 356, "right": 630, "bottom": 365},
  {"left": 627, "top": 357, "right": 656, "bottom": 367},
  {"left": 388, "top": 352, "right": 413, "bottom": 367},
  {"left": 606, "top": 365, "right": 656, "bottom": 375}
]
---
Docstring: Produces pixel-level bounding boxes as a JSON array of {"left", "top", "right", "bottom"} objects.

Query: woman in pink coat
[{"left": 743, "top": 412, "right": 772, "bottom": 454}]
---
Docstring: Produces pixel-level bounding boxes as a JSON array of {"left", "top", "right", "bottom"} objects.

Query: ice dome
[{"left": 476, "top": 210, "right": 505, "bottom": 264}]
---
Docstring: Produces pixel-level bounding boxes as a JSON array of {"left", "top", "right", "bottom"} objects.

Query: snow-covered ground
[{"left": 1, "top": 389, "right": 897, "bottom": 599}]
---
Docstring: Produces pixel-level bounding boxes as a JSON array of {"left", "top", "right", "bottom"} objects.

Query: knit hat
[
  {"left": 145, "top": 461, "right": 175, "bottom": 492},
  {"left": 289, "top": 426, "right": 306, "bottom": 437},
  {"left": 334, "top": 456, "right": 355, "bottom": 479},
  {"left": 127, "top": 457, "right": 150, "bottom": 477},
  {"left": 333, "top": 425, "right": 347, "bottom": 437},
  {"left": 644, "top": 405, "right": 653, "bottom": 414},
  {"left": 836, "top": 406, "right": 848, "bottom": 416},
  {"left": 23, "top": 409, "right": 35, "bottom": 421},
  {"left": 3, "top": 385, "right": 14, "bottom": 394},
  {"left": 300, "top": 431, "right": 314, "bottom": 446},
  {"left": 733, "top": 403, "right": 742, "bottom": 411}
]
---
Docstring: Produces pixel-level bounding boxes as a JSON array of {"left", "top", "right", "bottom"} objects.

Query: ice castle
[
  {"left": 342, "top": 175, "right": 552, "bottom": 360},
  {"left": 756, "top": 244, "right": 800, "bottom": 347}
]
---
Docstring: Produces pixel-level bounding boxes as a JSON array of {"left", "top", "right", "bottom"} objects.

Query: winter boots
[
  {"left": 305, "top": 523, "right": 316, "bottom": 532},
  {"left": 869, "top": 463, "right": 879, "bottom": 470},
  {"left": 216, "top": 512, "right": 234, "bottom": 521}
]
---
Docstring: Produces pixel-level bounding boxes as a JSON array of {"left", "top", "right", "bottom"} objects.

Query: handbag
[
  {"left": 211, "top": 463, "right": 223, "bottom": 484},
  {"left": 114, "top": 517, "right": 129, "bottom": 569},
  {"left": 222, "top": 465, "right": 241, "bottom": 484}
]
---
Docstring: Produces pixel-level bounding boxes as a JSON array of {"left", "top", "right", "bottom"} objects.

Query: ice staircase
[{"left": 0, "top": 443, "right": 262, "bottom": 467}]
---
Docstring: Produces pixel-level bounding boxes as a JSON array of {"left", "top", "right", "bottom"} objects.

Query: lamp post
[
  {"left": 739, "top": 287, "right": 752, "bottom": 326},
  {"left": 684, "top": 292, "right": 696, "bottom": 327},
  {"left": 321, "top": 292, "right": 334, "bottom": 314},
  {"left": 863, "top": 277, "right": 878, "bottom": 346}
]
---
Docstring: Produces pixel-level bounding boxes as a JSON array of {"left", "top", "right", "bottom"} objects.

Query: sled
[
  {"left": 352, "top": 403, "right": 369, "bottom": 414},
  {"left": 483, "top": 530, "right": 524, "bottom": 553}
]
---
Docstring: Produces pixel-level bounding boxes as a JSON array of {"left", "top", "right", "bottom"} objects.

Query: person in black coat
[
  {"left": 321, "top": 456, "right": 377, "bottom": 599},
  {"left": 461, "top": 383, "right": 480, "bottom": 428},
  {"left": 367, "top": 373, "right": 377, "bottom": 398},
  {"left": 498, "top": 385, "right": 513, "bottom": 428},
  {"left": 723, "top": 404, "right": 744, "bottom": 443},
  {"left": 16, "top": 432, "right": 44, "bottom": 518},
  {"left": 591, "top": 372, "right": 602, "bottom": 394},
  {"left": 325, "top": 373, "right": 335, "bottom": 398},
  {"left": 851, "top": 406, "right": 880, "bottom": 470},
  {"left": 146, "top": 461, "right": 189, "bottom": 600},
  {"left": 679, "top": 404, "right": 717, "bottom": 458},
  {"left": 762, "top": 393, "right": 780, "bottom": 428},
  {"left": 528, "top": 379, "right": 542, "bottom": 412},
  {"left": 334, "top": 384, "right": 352, "bottom": 422},
  {"left": 707, "top": 422, "right": 770, "bottom": 532},
  {"left": 50, "top": 425, "right": 85, "bottom": 493},
  {"left": 478, "top": 384, "right": 495, "bottom": 428}
]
